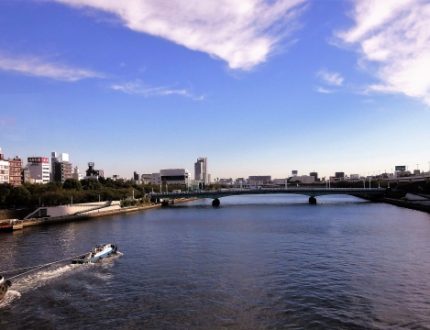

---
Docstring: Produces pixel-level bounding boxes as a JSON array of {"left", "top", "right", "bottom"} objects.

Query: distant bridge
[{"left": 149, "top": 187, "right": 387, "bottom": 207}]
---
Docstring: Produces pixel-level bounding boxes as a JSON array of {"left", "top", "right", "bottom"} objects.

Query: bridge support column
[
  {"left": 212, "top": 198, "right": 221, "bottom": 208},
  {"left": 309, "top": 196, "right": 317, "bottom": 205}
]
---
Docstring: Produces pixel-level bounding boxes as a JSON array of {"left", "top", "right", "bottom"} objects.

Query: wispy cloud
[
  {"left": 111, "top": 80, "right": 205, "bottom": 101},
  {"left": 51, "top": 0, "right": 307, "bottom": 70},
  {"left": 0, "top": 53, "right": 103, "bottom": 81},
  {"left": 317, "top": 69, "right": 344, "bottom": 86},
  {"left": 315, "top": 86, "right": 334, "bottom": 94},
  {"left": 337, "top": 0, "right": 430, "bottom": 106}
]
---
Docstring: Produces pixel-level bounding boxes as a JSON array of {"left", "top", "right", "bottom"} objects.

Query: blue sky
[{"left": 1, "top": 0, "right": 429, "bottom": 179}]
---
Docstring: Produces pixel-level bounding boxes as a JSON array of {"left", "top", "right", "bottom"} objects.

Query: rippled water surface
[{"left": 1, "top": 195, "right": 430, "bottom": 329}]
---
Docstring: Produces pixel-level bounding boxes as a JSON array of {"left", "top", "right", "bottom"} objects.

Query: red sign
[{"left": 28, "top": 157, "right": 49, "bottom": 164}]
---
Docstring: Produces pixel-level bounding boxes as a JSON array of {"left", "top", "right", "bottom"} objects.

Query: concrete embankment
[
  {"left": 2, "top": 198, "right": 196, "bottom": 231},
  {"left": 383, "top": 198, "right": 430, "bottom": 213}
]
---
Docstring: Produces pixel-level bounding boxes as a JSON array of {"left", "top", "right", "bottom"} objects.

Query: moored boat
[
  {"left": 72, "top": 244, "right": 118, "bottom": 264},
  {"left": 0, "top": 276, "right": 12, "bottom": 302},
  {"left": 0, "top": 221, "right": 13, "bottom": 233}
]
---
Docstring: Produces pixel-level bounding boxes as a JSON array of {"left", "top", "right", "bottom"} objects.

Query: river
[{"left": 1, "top": 195, "right": 430, "bottom": 329}]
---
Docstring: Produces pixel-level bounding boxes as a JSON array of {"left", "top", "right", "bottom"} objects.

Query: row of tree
[{"left": 0, "top": 178, "right": 185, "bottom": 210}]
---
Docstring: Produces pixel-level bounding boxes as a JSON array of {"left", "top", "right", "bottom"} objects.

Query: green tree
[
  {"left": 63, "top": 178, "right": 82, "bottom": 190},
  {"left": 6, "top": 186, "right": 31, "bottom": 208}
]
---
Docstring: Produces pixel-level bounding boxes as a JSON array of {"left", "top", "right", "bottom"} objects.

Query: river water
[{"left": 1, "top": 195, "right": 430, "bottom": 329}]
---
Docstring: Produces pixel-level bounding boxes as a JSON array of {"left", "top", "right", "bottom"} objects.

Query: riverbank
[
  {"left": 0, "top": 198, "right": 197, "bottom": 232},
  {"left": 382, "top": 198, "right": 430, "bottom": 214},
  {"left": 382, "top": 193, "right": 430, "bottom": 213}
]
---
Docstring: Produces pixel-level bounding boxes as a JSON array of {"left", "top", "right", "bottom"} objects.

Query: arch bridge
[{"left": 149, "top": 187, "right": 387, "bottom": 207}]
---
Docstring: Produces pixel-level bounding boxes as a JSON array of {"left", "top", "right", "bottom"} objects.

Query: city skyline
[{"left": 1, "top": 0, "right": 429, "bottom": 178}]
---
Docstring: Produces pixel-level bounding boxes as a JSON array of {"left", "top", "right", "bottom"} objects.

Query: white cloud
[
  {"left": 317, "top": 69, "right": 344, "bottom": 86},
  {"left": 50, "top": 0, "right": 306, "bottom": 70},
  {"left": 315, "top": 86, "right": 334, "bottom": 94},
  {"left": 0, "top": 53, "right": 103, "bottom": 81},
  {"left": 338, "top": 0, "right": 430, "bottom": 106},
  {"left": 111, "top": 80, "right": 205, "bottom": 101}
]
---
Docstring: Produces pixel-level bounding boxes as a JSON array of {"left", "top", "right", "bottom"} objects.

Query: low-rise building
[
  {"left": 141, "top": 174, "right": 152, "bottom": 185},
  {"left": 0, "top": 149, "right": 9, "bottom": 184},
  {"left": 218, "top": 178, "right": 233, "bottom": 186},
  {"left": 151, "top": 173, "right": 161, "bottom": 185},
  {"left": 160, "top": 169, "right": 191, "bottom": 187},
  {"left": 248, "top": 176, "right": 271, "bottom": 186},
  {"left": 85, "top": 162, "right": 104, "bottom": 180},
  {"left": 9, "top": 156, "right": 22, "bottom": 186},
  {"left": 289, "top": 175, "right": 315, "bottom": 184}
]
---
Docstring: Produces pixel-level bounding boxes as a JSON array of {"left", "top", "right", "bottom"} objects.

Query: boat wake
[
  {"left": 0, "top": 250, "right": 122, "bottom": 308},
  {"left": 0, "top": 290, "right": 21, "bottom": 308},
  {"left": 12, "top": 264, "right": 81, "bottom": 294}
]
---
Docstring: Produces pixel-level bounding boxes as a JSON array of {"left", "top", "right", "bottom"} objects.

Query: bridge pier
[
  {"left": 309, "top": 196, "right": 317, "bottom": 205},
  {"left": 212, "top": 198, "right": 221, "bottom": 208}
]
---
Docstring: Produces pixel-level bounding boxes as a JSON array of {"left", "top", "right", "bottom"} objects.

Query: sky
[{"left": 0, "top": 0, "right": 429, "bottom": 179}]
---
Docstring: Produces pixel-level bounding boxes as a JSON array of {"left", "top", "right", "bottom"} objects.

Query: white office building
[
  {"left": 0, "top": 151, "right": 9, "bottom": 184},
  {"left": 25, "top": 157, "right": 51, "bottom": 184}
]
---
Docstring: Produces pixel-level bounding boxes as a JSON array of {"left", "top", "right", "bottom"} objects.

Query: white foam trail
[
  {"left": 12, "top": 264, "right": 81, "bottom": 294},
  {"left": 0, "top": 290, "right": 21, "bottom": 308},
  {"left": 0, "top": 252, "right": 123, "bottom": 308}
]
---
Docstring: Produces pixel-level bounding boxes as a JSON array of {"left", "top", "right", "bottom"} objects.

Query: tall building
[
  {"left": 0, "top": 148, "right": 9, "bottom": 184},
  {"left": 309, "top": 172, "right": 319, "bottom": 181},
  {"left": 26, "top": 157, "right": 50, "bottom": 184},
  {"left": 194, "top": 157, "right": 209, "bottom": 184},
  {"left": 51, "top": 152, "right": 73, "bottom": 183},
  {"left": 9, "top": 156, "right": 23, "bottom": 187}
]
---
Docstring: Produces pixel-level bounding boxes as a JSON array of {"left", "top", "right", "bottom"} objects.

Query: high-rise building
[
  {"left": 8, "top": 156, "right": 22, "bottom": 187},
  {"left": 309, "top": 172, "right": 318, "bottom": 181},
  {"left": 133, "top": 171, "right": 140, "bottom": 182},
  {"left": 0, "top": 148, "right": 9, "bottom": 184},
  {"left": 25, "top": 157, "right": 50, "bottom": 184},
  {"left": 194, "top": 157, "right": 209, "bottom": 184},
  {"left": 51, "top": 152, "right": 73, "bottom": 183}
]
